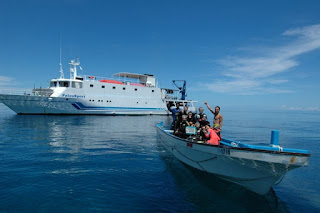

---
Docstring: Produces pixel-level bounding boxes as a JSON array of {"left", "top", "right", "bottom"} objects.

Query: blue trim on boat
[
  {"left": 220, "top": 139, "right": 310, "bottom": 155},
  {"left": 156, "top": 123, "right": 310, "bottom": 156},
  {"left": 72, "top": 102, "right": 166, "bottom": 111}
]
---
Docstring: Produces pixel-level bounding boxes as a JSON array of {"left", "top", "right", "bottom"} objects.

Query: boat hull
[
  {"left": 156, "top": 124, "right": 309, "bottom": 195},
  {"left": 0, "top": 94, "right": 169, "bottom": 115}
]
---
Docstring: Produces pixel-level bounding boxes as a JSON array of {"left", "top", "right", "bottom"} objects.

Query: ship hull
[{"left": 0, "top": 94, "right": 169, "bottom": 115}]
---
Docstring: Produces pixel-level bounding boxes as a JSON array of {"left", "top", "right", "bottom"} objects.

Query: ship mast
[
  {"left": 59, "top": 41, "right": 64, "bottom": 79},
  {"left": 69, "top": 58, "right": 80, "bottom": 80}
]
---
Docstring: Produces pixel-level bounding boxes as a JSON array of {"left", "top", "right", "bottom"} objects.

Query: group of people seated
[{"left": 166, "top": 101, "right": 223, "bottom": 146}]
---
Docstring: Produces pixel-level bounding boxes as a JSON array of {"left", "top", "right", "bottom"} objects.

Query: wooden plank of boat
[{"left": 156, "top": 122, "right": 310, "bottom": 195}]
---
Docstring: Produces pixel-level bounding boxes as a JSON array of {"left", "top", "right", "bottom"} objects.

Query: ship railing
[
  {"left": 81, "top": 75, "right": 141, "bottom": 85},
  {"left": 32, "top": 88, "right": 54, "bottom": 97},
  {"left": 164, "top": 93, "right": 196, "bottom": 101}
]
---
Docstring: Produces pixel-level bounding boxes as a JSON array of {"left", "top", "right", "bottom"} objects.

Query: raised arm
[{"left": 204, "top": 101, "right": 215, "bottom": 114}]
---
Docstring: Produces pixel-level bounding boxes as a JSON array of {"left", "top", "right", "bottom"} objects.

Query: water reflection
[{"left": 3, "top": 114, "right": 170, "bottom": 152}]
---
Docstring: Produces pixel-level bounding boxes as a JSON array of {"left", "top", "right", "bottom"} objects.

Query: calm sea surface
[{"left": 0, "top": 103, "right": 319, "bottom": 212}]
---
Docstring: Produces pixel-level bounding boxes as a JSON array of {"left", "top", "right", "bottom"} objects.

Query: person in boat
[
  {"left": 167, "top": 101, "right": 182, "bottom": 130},
  {"left": 187, "top": 111, "right": 196, "bottom": 126},
  {"left": 191, "top": 122, "right": 204, "bottom": 141},
  {"left": 174, "top": 115, "right": 191, "bottom": 139},
  {"left": 198, "top": 126, "right": 208, "bottom": 141},
  {"left": 195, "top": 122, "right": 201, "bottom": 132},
  {"left": 195, "top": 107, "right": 206, "bottom": 122},
  {"left": 178, "top": 106, "right": 189, "bottom": 121},
  {"left": 199, "top": 114, "right": 210, "bottom": 128},
  {"left": 203, "top": 124, "right": 220, "bottom": 145},
  {"left": 204, "top": 101, "right": 223, "bottom": 137}
]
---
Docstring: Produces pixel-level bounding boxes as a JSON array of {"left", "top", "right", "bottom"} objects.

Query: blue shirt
[{"left": 168, "top": 107, "right": 181, "bottom": 121}]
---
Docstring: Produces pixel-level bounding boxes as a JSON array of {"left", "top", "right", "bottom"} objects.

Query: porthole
[
  {"left": 135, "top": 88, "right": 137, "bottom": 91},
  {"left": 90, "top": 84, "right": 93, "bottom": 87},
  {"left": 102, "top": 85, "right": 105, "bottom": 88},
  {"left": 113, "top": 86, "right": 116, "bottom": 89},
  {"left": 123, "top": 87, "right": 126, "bottom": 90}
]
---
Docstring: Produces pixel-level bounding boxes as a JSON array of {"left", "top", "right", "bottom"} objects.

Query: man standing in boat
[
  {"left": 204, "top": 101, "right": 223, "bottom": 136},
  {"left": 166, "top": 101, "right": 182, "bottom": 130}
]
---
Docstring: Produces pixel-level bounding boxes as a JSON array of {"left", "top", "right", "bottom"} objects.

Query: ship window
[
  {"left": 72, "top": 82, "right": 83, "bottom": 88},
  {"left": 135, "top": 88, "right": 137, "bottom": 91},
  {"left": 59, "top": 81, "right": 69, "bottom": 87},
  {"left": 50, "top": 81, "right": 57, "bottom": 87},
  {"left": 102, "top": 85, "right": 105, "bottom": 88},
  {"left": 123, "top": 87, "right": 126, "bottom": 90},
  {"left": 113, "top": 86, "right": 116, "bottom": 89},
  {"left": 152, "top": 90, "right": 154, "bottom": 92},
  {"left": 90, "top": 84, "right": 94, "bottom": 87}
]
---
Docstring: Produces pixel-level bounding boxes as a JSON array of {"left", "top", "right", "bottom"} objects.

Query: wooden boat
[{"left": 156, "top": 122, "right": 310, "bottom": 195}]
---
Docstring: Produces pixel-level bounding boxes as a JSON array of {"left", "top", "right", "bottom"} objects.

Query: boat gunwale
[{"left": 156, "top": 124, "right": 311, "bottom": 157}]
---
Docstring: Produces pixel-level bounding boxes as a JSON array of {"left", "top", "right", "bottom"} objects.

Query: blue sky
[{"left": 0, "top": 0, "right": 320, "bottom": 111}]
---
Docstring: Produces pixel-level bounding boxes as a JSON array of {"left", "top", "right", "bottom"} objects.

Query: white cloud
[
  {"left": 204, "top": 24, "right": 320, "bottom": 95},
  {"left": 281, "top": 105, "right": 320, "bottom": 112},
  {"left": 0, "top": 76, "right": 31, "bottom": 95},
  {"left": 0, "top": 76, "right": 13, "bottom": 86}
]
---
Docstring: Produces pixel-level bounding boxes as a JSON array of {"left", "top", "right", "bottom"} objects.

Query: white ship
[{"left": 0, "top": 58, "right": 196, "bottom": 115}]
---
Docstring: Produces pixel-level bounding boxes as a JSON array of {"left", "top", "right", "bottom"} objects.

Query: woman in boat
[
  {"left": 174, "top": 115, "right": 191, "bottom": 139},
  {"left": 199, "top": 114, "right": 210, "bottom": 128},
  {"left": 187, "top": 111, "right": 196, "bottom": 126},
  {"left": 203, "top": 125, "right": 220, "bottom": 145}
]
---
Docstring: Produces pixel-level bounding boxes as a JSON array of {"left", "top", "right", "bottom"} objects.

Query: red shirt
[{"left": 205, "top": 128, "right": 220, "bottom": 145}]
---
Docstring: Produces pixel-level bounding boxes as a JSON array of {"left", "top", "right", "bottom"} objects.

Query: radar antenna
[{"left": 69, "top": 57, "right": 80, "bottom": 80}]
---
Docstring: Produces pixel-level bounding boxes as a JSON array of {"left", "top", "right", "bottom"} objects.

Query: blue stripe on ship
[{"left": 72, "top": 102, "right": 165, "bottom": 111}]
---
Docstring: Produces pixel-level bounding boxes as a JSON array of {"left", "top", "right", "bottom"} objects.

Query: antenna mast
[
  {"left": 69, "top": 58, "right": 80, "bottom": 80},
  {"left": 59, "top": 39, "right": 64, "bottom": 79}
]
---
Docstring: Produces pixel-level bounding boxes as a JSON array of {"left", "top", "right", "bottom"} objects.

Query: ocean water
[{"left": 0, "top": 103, "right": 319, "bottom": 212}]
